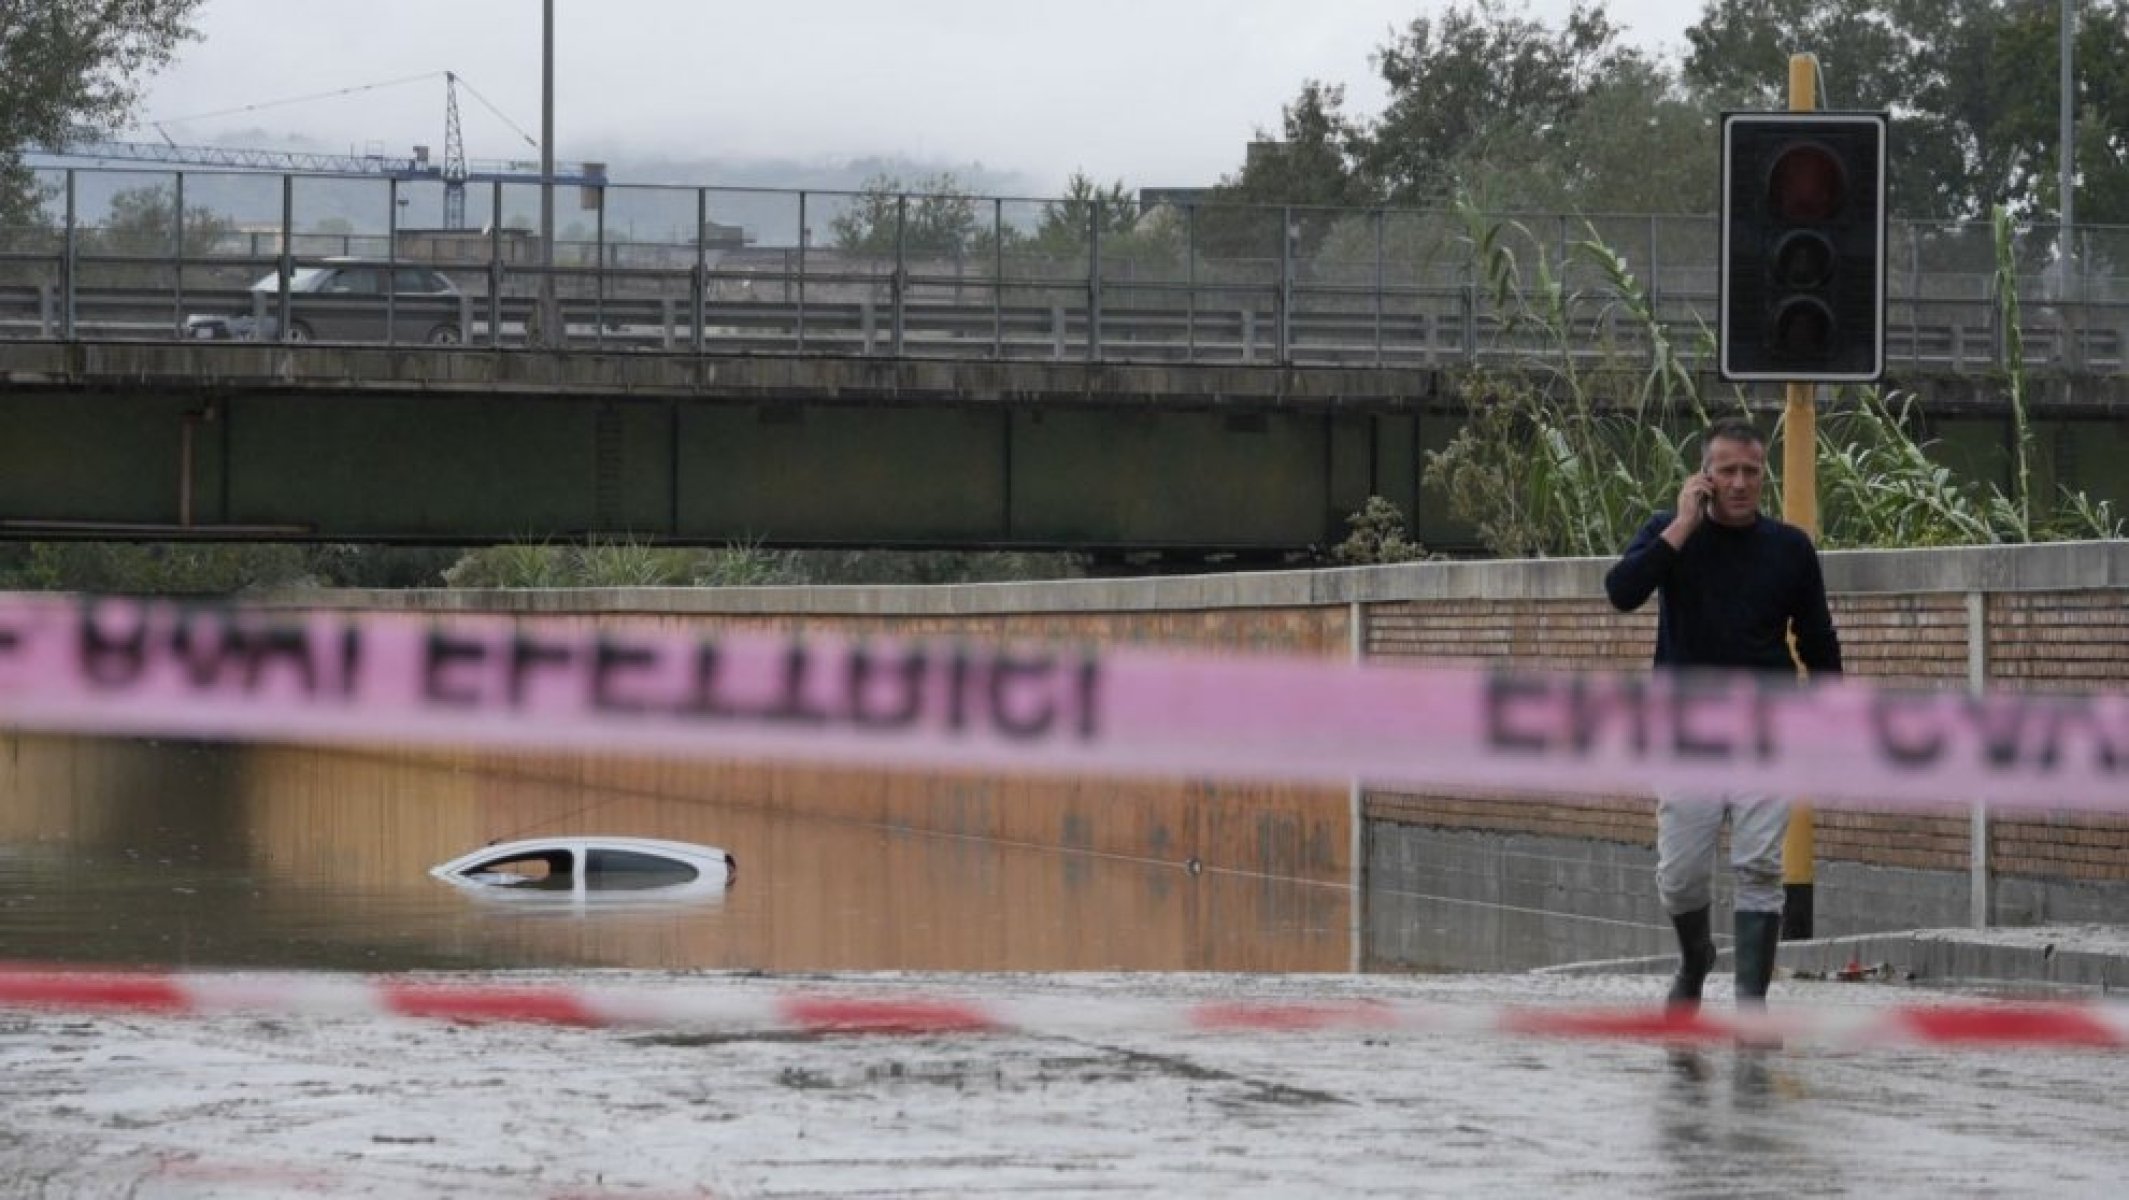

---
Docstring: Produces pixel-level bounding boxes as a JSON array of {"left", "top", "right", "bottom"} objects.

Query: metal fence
[{"left": 3, "top": 165, "right": 2127, "bottom": 371}]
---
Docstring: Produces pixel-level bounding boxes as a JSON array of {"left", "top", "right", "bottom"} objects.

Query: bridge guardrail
[
  {"left": 6, "top": 165, "right": 2129, "bottom": 375},
  {"left": 6, "top": 273, "right": 2125, "bottom": 375}
]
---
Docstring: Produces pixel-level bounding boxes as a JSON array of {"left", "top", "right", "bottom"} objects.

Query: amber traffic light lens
[
  {"left": 1768, "top": 144, "right": 1845, "bottom": 222},
  {"left": 1772, "top": 230, "right": 1836, "bottom": 288}
]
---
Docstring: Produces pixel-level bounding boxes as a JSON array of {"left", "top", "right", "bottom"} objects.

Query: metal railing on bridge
[{"left": 3, "top": 165, "right": 2126, "bottom": 374}]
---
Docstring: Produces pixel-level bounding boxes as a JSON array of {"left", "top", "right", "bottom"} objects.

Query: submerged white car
[{"left": 429, "top": 836, "right": 735, "bottom": 903}]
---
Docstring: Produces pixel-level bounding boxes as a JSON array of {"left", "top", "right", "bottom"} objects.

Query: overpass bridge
[
  {"left": 0, "top": 341, "right": 1463, "bottom": 556},
  {"left": 2, "top": 167, "right": 2125, "bottom": 553}
]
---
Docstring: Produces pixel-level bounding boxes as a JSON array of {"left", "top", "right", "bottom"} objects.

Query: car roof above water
[{"left": 429, "top": 835, "right": 735, "bottom": 880}]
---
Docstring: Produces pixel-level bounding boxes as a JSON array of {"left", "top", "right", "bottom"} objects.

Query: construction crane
[{"left": 27, "top": 72, "right": 605, "bottom": 228}]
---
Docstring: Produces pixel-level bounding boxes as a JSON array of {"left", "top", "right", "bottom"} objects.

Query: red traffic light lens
[
  {"left": 1771, "top": 297, "right": 1836, "bottom": 358},
  {"left": 1768, "top": 144, "right": 1845, "bottom": 222},
  {"left": 1772, "top": 230, "right": 1836, "bottom": 288}
]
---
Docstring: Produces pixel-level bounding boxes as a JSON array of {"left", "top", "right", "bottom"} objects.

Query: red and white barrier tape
[
  {"left": 2, "top": 965, "right": 2124, "bottom": 1050},
  {"left": 0, "top": 596, "right": 2123, "bottom": 812}
]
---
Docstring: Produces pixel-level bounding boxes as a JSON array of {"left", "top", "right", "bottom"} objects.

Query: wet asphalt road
[{"left": 2, "top": 970, "right": 2123, "bottom": 1198}]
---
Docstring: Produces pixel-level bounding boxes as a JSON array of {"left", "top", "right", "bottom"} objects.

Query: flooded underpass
[{"left": 0, "top": 733, "right": 1354, "bottom": 976}]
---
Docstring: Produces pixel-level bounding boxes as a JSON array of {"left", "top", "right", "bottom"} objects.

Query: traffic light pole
[{"left": 1781, "top": 53, "right": 1819, "bottom": 942}]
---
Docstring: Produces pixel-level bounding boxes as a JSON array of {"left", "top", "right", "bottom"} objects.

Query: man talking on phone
[{"left": 1603, "top": 418, "right": 1842, "bottom": 1016}]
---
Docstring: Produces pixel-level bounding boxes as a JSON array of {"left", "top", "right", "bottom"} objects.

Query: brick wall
[
  {"left": 1364, "top": 597, "right": 1656, "bottom": 844},
  {"left": 1985, "top": 590, "right": 2129, "bottom": 882},
  {"left": 1361, "top": 574, "right": 2129, "bottom": 888}
]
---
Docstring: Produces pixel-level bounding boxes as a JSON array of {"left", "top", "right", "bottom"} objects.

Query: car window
[
  {"left": 461, "top": 847, "right": 575, "bottom": 890},
  {"left": 584, "top": 849, "right": 699, "bottom": 891},
  {"left": 395, "top": 268, "right": 447, "bottom": 293},
  {"left": 324, "top": 268, "right": 382, "bottom": 295},
  {"left": 258, "top": 268, "right": 329, "bottom": 292}
]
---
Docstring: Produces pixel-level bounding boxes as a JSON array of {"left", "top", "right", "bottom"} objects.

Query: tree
[
  {"left": 1992, "top": 1, "right": 2129, "bottom": 227},
  {"left": 1362, "top": 0, "right": 1640, "bottom": 206},
  {"left": 1216, "top": 80, "right": 1374, "bottom": 210},
  {"left": 0, "top": 1, "right": 204, "bottom": 228},
  {"left": 1201, "top": 81, "right": 1376, "bottom": 257},
  {"left": 1016, "top": 171, "right": 1185, "bottom": 278},
  {"left": 1445, "top": 57, "right": 1714, "bottom": 215},
  {"left": 1683, "top": 0, "right": 2129, "bottom": 223},
  {"left": 84, "top": 182, "right": 234, "bottom": 257},
  {"left": 830, "top": 172, "right": 981, "bottom": 258},
  {"left": 1031, "top": 172, "right": 1136, "bottom": 249}
]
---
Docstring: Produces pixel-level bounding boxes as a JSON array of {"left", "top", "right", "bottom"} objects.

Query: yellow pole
[{"left": 1780, "top": 52, "right": 1818, "bottom": 940}]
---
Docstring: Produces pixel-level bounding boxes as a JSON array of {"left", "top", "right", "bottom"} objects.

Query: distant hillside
[{"left": 603, "top": 149, "right": 1040, "bottom": 196}]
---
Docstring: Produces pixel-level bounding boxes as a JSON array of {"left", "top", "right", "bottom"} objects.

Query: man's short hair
[{"left": 1702, "top": 418, "right": 1765, "bottom": 463}]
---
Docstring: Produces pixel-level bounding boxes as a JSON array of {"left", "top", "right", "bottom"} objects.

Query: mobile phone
[{"left": 1698, "top": 474, "right": 1714, "bottom": 518}]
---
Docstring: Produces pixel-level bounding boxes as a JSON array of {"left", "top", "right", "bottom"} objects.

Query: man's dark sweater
[{"left": 1604, "top": 512, "right": 1842, "bottom": 675}]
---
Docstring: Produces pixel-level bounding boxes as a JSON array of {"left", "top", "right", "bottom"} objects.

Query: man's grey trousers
[{"left": 1656, "top": 792, "right": 1790, "bottom": 916}]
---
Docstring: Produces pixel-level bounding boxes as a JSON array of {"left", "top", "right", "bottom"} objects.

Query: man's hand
[{"left": 1662, "top": 474, "right": 1712, "bottom": 550}]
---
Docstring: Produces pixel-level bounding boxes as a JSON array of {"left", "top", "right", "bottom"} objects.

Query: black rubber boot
[
  {"left": 1666, "top": 906, "right": 1718, "bottom": 1012},
  {"left": 1733, "top": 910, "right": 1783, "bottom": 1007}
]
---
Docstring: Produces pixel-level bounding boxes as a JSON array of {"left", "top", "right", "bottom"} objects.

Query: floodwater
[
  {"left": 12, "top": 739, "right": 2129, "bottom": 1198},
  {"left": 0, "top": 735, "right": 1354, "bottom": 975}
]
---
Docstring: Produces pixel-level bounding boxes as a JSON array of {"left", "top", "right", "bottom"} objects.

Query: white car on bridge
[{"left": 185, "top": 259, "right": 465, "bottom": 344}]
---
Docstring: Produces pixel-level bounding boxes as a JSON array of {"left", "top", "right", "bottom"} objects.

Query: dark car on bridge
[{"left": 184, "top": 259, "right": 465, "bottom": 344}]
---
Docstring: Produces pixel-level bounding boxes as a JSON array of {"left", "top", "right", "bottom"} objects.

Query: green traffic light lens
[
  {"left": 1768, "top": 144, "right": 1846, "bottom": 222},
  {"left": 1771, "top": 297, "right": 1836, "bottom": 358}
]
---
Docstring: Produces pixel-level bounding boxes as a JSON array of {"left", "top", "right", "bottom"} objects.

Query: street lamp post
[
  {"left": 2060, "top": 0, "right": 2076, "bottom": 297},
  {"left": 540, "top": 0, "right": 558, "bottom": 346}
]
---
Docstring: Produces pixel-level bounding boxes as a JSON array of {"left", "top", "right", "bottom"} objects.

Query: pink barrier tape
[
  {"left": 5, "top": 965, "right": 2129, "bottom": 1051},
  {"left": 0, "top": 595, "right": 2123, "bottom": 812}
]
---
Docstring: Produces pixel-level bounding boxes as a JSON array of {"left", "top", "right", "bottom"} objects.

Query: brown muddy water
[{"left": 0, "top": 734, "right": 1355, "bottom": 975}]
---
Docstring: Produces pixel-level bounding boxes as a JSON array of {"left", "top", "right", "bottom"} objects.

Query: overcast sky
[{"left": 132, "top": 1, "right": 1699, "bottom": 192}]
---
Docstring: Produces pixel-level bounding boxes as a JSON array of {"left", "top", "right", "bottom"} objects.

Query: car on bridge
[{"left": 184, "top": 259, "right": 465, "bottom": 344}]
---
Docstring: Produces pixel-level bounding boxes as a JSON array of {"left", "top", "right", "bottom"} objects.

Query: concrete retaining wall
[{"left": 1367, "top": 823, "right": 2129, "bottom": 974}]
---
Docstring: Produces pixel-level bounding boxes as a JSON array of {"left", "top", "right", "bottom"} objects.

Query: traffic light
[{"left": 1719, "top": 112, "right": 1889, "bottom": 382}]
